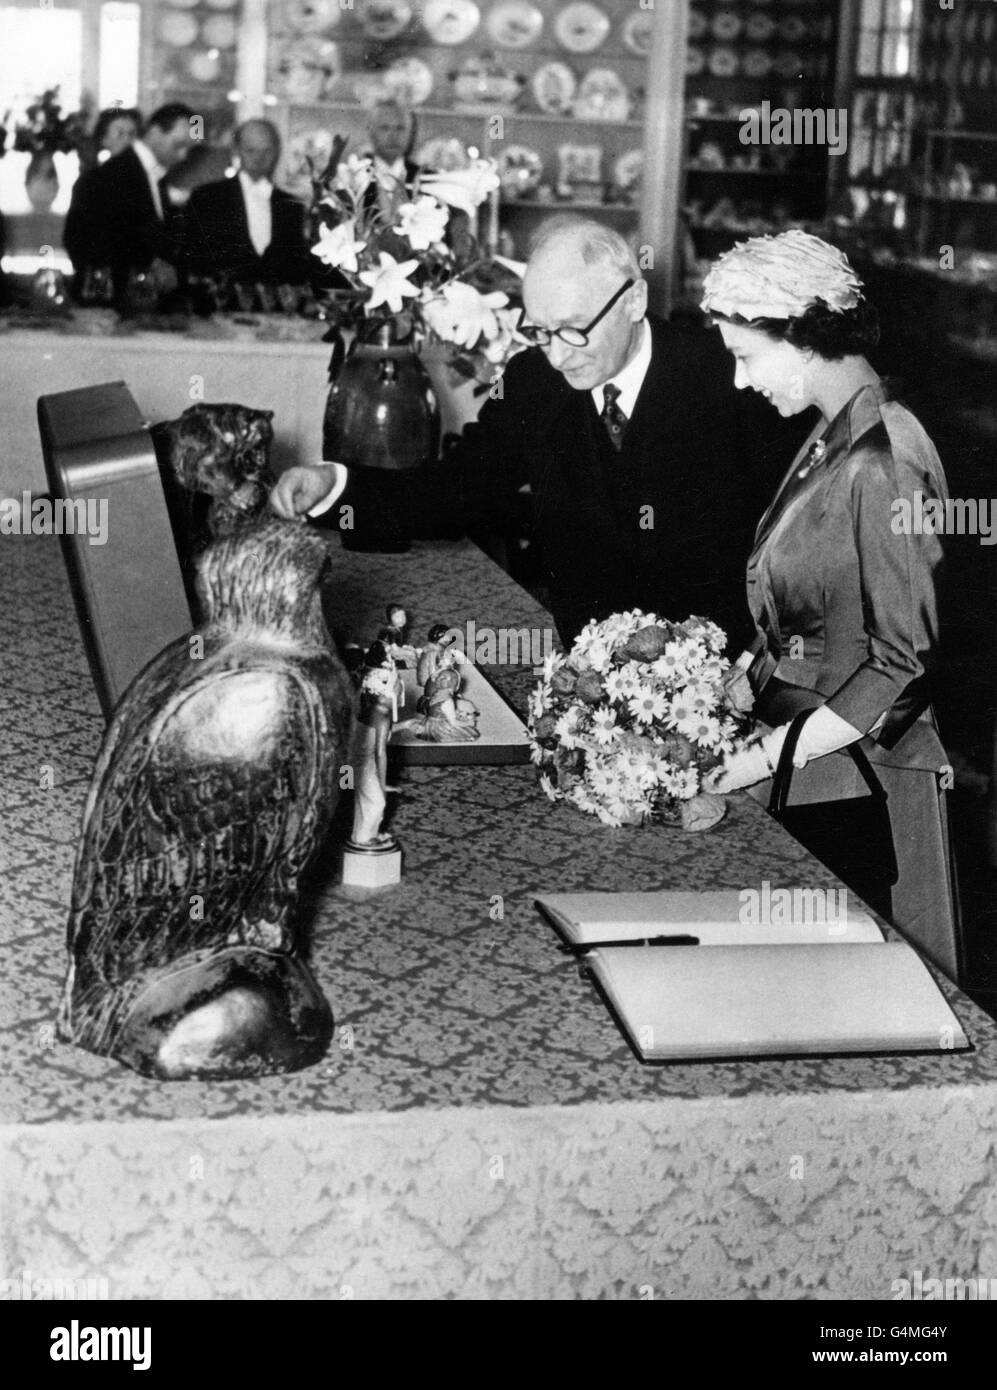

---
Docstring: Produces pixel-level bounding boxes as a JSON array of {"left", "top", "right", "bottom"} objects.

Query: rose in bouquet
[
  {"left": 528, "top": 610, "right": 751, "bottom": 831},
  {"left": 307, "top": 137, "right": 526, "bottom": 386}
]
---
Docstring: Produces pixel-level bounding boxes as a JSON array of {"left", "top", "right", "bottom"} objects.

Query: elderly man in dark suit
[
  {"left": 182, "top": 119, "right": 310, "bottom": 287},
  {"left": 270, "top": 216, "right": 800, "bottom": 647},
  {"left": 362, "top": 99, "right": 421, "bottom": 223},
  {"left": 92, "top": 102, "right": 195, "bottom": 304}
]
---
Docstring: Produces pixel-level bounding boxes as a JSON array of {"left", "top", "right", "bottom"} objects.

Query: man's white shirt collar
[
  {"left": 237, "top": 170, "right": 273, "bottom": 255},
  {"left": 238, "top": 169, "right": 273, "bottom": 200},
  {"left": 133, "top": 140, "right": 166, "bottom": 218},
  {"left": 590, "top": 318, "right": 652, "bottom": 419}
]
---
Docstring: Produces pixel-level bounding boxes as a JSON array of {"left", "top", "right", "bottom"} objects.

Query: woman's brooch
[{"left": 797, "top": 438, "right": 828, "bottom": 479}]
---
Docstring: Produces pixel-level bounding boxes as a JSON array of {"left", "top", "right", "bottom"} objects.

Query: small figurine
[
  {"left": 414, "top": 623, "right": 480, "bottom": 743},
  {"left": 349, "top": 640, "right": 402, "bottom": 848},
  {"left": 342, "top": 640, "right": 405, "bottom": 890},
  {"left": 376, "top": 603, "right": 417, "bottom": 668}
]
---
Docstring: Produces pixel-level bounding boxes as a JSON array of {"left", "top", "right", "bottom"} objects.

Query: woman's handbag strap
[{"left": 768, "top": 711, "right": 887, "bottom": 819}]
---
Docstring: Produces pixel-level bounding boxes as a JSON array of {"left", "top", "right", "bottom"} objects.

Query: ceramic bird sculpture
[
  {"left": 58, "top": 517, "right": 355, "bottom": 1080},
  {"left": 158, "top": 401, "right": 277, "bottom": 537},
  {"left": 153, "top": 403, "right": 278, "bottom": 617}
]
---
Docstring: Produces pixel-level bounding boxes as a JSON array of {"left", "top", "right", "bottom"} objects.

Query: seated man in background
[
  {"left": 271, "top": 216, "right": 805, "bottom": 648},
  {"left": 92, "top": 102, "right": 195, "bottom": 306},
  {"left": 64, "top": 105, "right": 142, "bottom": 296},
  {"left": 182, "top": 119, "right": 311, "bottom": 289}
]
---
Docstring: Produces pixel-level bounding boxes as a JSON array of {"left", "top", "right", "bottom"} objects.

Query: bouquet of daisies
[{"left": 528, "top": 610, "right": 749, "bottom": 830}]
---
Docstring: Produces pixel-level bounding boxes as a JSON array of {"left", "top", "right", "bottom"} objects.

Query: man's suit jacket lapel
[
  {"left": 222, "top": 177, "right": 254, "bottom": 255},
  {"left": 122, "top": 147, "right": 159, "bottom": 224},
  {"left": 269, "top": 190, "right": 300, "bottom": 263}
]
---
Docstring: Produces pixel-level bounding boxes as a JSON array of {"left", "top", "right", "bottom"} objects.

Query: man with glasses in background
[{"left": 271, "top": 215, "right": 795, "bottom": 645}]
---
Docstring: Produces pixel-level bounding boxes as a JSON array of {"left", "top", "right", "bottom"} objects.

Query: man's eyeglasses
[{"left": 517, "top": 278, "right": 634, "bottom": 348}]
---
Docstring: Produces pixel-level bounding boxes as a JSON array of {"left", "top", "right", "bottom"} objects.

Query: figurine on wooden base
[
  {"left": 57, "top": 518, "right": 354, "bottom": 1080},
  {"left": 343, "top": 639, "right": 404, "bottom": 890}
]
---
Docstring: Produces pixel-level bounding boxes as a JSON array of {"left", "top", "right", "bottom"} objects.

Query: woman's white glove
[
  {"left": 704, "top": 705, "right": 867, "bottom": 794},
  {"left": 704, "top": 725, "right": 788, "bottom": 793}
]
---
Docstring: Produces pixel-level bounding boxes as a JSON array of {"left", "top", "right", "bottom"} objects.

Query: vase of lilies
[{"left": 308, "top": 136, "right": 524, "bottom": 473}]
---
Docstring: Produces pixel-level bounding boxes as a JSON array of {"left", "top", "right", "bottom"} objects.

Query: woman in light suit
[{"left": 704, "top": 231, "right": 960, "bottom": 979}]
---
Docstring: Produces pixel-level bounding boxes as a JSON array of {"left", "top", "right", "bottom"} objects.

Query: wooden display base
[{"left": 341, "top": 838, "right": 402, "bottom": 892}]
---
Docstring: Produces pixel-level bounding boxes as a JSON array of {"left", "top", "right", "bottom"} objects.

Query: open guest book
[{"left": 535, "top": 890, "right": 970, "bottom": 1062}]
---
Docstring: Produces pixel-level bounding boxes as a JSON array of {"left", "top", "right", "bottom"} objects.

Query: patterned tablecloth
[{"left": 3, "top": 533, "right": 997, "bottom": 1301}]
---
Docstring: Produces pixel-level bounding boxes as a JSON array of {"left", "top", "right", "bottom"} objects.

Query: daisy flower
[
  {"left": 666, "top": 692, "right": 697, "bottom": 728},
  {"left": 663, "top": 767, "right": 699, "bottom": 799},
  {"left": 687, "top": 714, "right": 723, "bottom": 748},
  {"left": 590, "top": 708, "right": 619, "bottom": 744},
  {"left": 628, "top": 687, "right": 668, "bottom": 726}
]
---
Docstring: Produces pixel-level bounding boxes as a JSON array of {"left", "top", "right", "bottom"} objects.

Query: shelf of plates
[
  {"left": 145, "top": 0, "right": 245, "bottom": 140},
  {"left": 263, "top": 0, "right": 653, "bottom": 254},
  {"left": 680, "top": 0, "right": 841, "bottom": 254}
]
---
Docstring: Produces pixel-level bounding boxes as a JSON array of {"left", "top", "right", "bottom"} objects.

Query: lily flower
[
  {"left": 334, "top": 154, "right": 374, "bottom": 202},
  {"left": 418, "top": 160, "right": 500, "bottom": 217},
  {"left": 420, "top": 281, "right": 508, "bottom": 349},
  {"left": 311, "top": 220, "right": 366, "bottom": 274},
  {"left": 394, "top": 196, "right": 449, "bottom": 252},
  {"left": 359, "top": 251, "right": 420, "bottom": 313}
]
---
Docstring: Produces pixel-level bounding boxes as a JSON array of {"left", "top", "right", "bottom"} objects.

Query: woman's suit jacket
[{"left": 745, "top": 381, "right": 960, "bottom": 977}]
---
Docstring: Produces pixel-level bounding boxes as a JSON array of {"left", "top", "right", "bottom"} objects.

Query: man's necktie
[{"left": 600, "top": 383, "right": 628, "bottom": 450}]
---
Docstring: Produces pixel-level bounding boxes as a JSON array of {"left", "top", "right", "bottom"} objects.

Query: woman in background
[
  {"left": 703, "top": 230, "right": 960, "bottom": 978},
  {"left": 64, "top": 106, "right": 142, "bottom": 294}
]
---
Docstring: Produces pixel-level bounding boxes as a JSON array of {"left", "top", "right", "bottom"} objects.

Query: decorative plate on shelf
[
  {"left": 686, "top": 46, "right": 706, "bottom": 76},
  {"left": 743, "top": 48, "right": 773, "bottom": 78},
  {"left": 778, "top": 16, "right": 807, "bottom": 44},
  {"left": 496, "top": 144, "right": 543, "bottom": 198},
  {"left": 708, "top": 46, "right": 740, "bottom": 77},
  {"left": 202, "top": 14, "right": 237, "bottom": 47},
  {"left": 687, "top": 9, "right": 708, "bottom": 40},
  {"left": 711, "top": 11, "right": 742, "bottom": 41},
  {"left": 384, "top": 56, "right": 434, "bottom": 105},
  {"left": 486, "top": 0, "right": 544, "bottom": 49},
  {"left": 554, "top": 2, "right": 611, "bottom": 55},
  {"left": 275, "top": 38, "right": 342, "bottom": 101},
  {"left": 423, "top": 0, "right": 480, "bottom": 45},
  {"left": 532, "top": 61, "right": 577, "bottom": 115},
  {"left": 282, "top": 0, "right": 341, "bottom": 33},
  {"left": 622, "top": 11, "right": 654, "bottom": 56},
  {"left": 613, "top": 148, "right": 643, "bottom": 192},
  {"left": 158, "top": 11, "right": 199, "bottom": 45},
  {"left": 361, "top": 0, "right": 413, "bottom": 42},
  {"left": 745, "top": 13, "right": 775, "bottom": 42},
  {"left": 574, "top": 68, "right": 630, "bottom": 122},
  {"left": 188, "top": 51, "right": 222, "bottom": 82}
]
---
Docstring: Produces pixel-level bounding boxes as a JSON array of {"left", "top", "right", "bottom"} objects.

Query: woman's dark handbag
[{"left": 768, "top": 711, "right": 899, "bottom": 918}]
